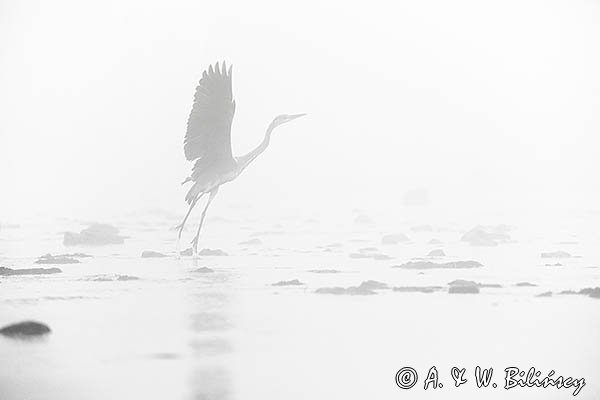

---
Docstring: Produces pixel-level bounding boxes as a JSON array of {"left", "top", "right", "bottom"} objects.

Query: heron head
[{"left": 270, "top": 113, "right": 307, "bottom": 129}]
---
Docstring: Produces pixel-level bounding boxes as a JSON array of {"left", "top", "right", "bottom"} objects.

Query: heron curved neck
[{"left": 236, "top": 123, "right": 276, "bottom": 172}]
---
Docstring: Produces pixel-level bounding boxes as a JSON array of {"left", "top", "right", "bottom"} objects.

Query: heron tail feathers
[{"left": 185, "top": 183, "right": 202, "bottom": 205}]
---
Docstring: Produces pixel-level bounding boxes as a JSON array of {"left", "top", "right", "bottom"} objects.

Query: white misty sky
[{"left": 0, "top": 0, "right": 599, "bottom": 221}]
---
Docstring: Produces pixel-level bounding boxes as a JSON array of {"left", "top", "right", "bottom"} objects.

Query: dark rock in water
[
  {"left": 393, "top": 260, "right": 483, "bottom": 270},
  {"left": 449, "top": 285, "right": 480, "bottom": 294},
  {"left": 141, "top": 250, "right": 168, "bottom": 258},
  {"left": 448, "top": 279, "right": 478, "bottom": 287},
  {"left": 358, "top": 280, "right": 388, "bottom": 290},
  {"left": 58, "top": 253, "right": 92, "bottom": 258},
  {"left": 180, "top": 248, "right": 193, "bottom": 256},
  {"left": 559, "top": 290, "right": 578, "bottom": 295},
  {"left": 315, "top": 287, "right": 347, "bottom": 295},
  {"left": 381, "top": 233, "right": 409, "bottom": 245},
  {"left": 0, "top": 266, "right": 62, "bottom": 276},
  {"left": 88, "top": 274, "right": 139, "bottom": 282},
  {"left": 192, "top": 267, "right": 214, "bottom": 273},
  {"left": 536, "top": 291, "right": 553, "bottom": 297},
  {"left": 117, "top": 275, "right": 139, "bottom": 281},
  {"left": 35, "top": 253, "right": 80, "bottom": 264},
  {"left": 541, "top": 251, "right": 571, "bottom": 258},
  {"left": 0, "top": 321, "right": 51, "bottom": 337},
  {"left": 315, "top": 285, "right": 377, "bottom": 295},
  {"left": 393, "top": 286, "right": 442, "bottom": 293},
  {"left": 579, "top": 287, "right": 600, "bottom": 298},
  {"left": 515, "top": 282, "right": 537, "bottom": 287},
  {"left": 461, "top": 225, "right": 512, "bottom": 247},
  {"left": 199, "top": 248, "right": 228, "bottom": 256},
  {"left": 239, "top": 238, "right": 262, "bottom": 245},
  {"left": 64, "top": 223, "right": 125, "bottom": 246},
  {"left": 427, "top": 249, "right": 445, "bottom": 257},
  {"left": 448, "top": 279, "right": 501, "bottom": 289},
  {"left": 272, "top": 279, "right": 304, "bottom": 286},
  {"left": 588, "top": 288, "right": 600, "bottom": 298},
  {"left": 307, "top": 269, "right": 342, "bottom": 274}
]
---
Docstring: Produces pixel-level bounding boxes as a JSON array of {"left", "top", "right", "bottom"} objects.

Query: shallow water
[{"left": 1, "top": 211, "right": 600, "bottom": 399}]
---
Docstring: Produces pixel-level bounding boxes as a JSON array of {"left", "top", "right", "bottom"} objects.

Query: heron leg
[
  {"left": 175, "top": 194, "right": 204, "bottom": 257},
  {"left": 191, "top": 187, "right": 219, "bottom": 257}
]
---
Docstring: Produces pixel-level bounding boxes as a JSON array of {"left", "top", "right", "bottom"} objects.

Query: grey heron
[{"left": 176, "top": 61, "right": 306, "bottom": 255}]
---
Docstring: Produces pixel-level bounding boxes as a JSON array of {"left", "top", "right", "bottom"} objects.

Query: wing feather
[{"left": 184, "top": 62, "right": 235, "bottom": 164}]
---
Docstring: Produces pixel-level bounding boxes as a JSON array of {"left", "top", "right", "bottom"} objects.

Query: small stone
[
  {"left": 141, "top": 250, "right": 168, "bottom": 258},
  {"left": 116, "top": 275, "right": 139, "bottom": 281},
  {"left": 192, "top": 267, "right": 214, "bottom": 273},
  {"left": 393, "top": 286, "right": 442, "bottom": 293},
  {"left": 461, "top": 225, "right": 511, "bottom": 247},
  {"left": 272, "top": 279, "right": 304, "bottom": 286},
  {"left": 393, "top": 260, "right": 483, "bottom": 270},
  {"left": 448, "top": 279, "right": 478, "bottom": 287},
  {"left": 64, "top": 223, "right": 125, "bottom": 246},
  {"left": 0, "top": 321, "right": 51, "bottom": 337},
  {"left": 579, "top": 287, "right": 600, "bottom": 298},
  {"left": 180, "top": 248, "right": 193, "bottom": 256},
  {"left": 358, "top": 280, "right": 388, "bottom": 290},
  {"left": 449, "top": 285, "right": 480, "bottom": 294},
  {"left": 35, "top": 254, "right": 80, "bottom": 264},
  {"left": 559, "top": 290, "right": 578, "bottom": 295},
  {"left": 315, "top": 286, "right": 376, "bottom": 295},
  {"left": 0, "top": 266, "right": 62, "bottom": 276}
]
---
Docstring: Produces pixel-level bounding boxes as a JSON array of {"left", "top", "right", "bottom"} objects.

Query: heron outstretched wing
[{"left": 184, "top": 62, "right": 236, "bottom": 165}]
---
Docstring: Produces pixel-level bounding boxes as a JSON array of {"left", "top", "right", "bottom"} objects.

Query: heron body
[{"left": 176, "top": 61, "right": 305, "bottom": 255}]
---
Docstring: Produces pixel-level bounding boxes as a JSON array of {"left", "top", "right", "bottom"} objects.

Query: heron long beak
[{"left": 288, "top": 113, "right": 307, "bottom": 121}]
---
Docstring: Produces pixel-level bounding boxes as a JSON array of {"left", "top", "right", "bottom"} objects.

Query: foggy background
[{"left": 1, "top": 0, "right": 599, "bottom": 223}]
